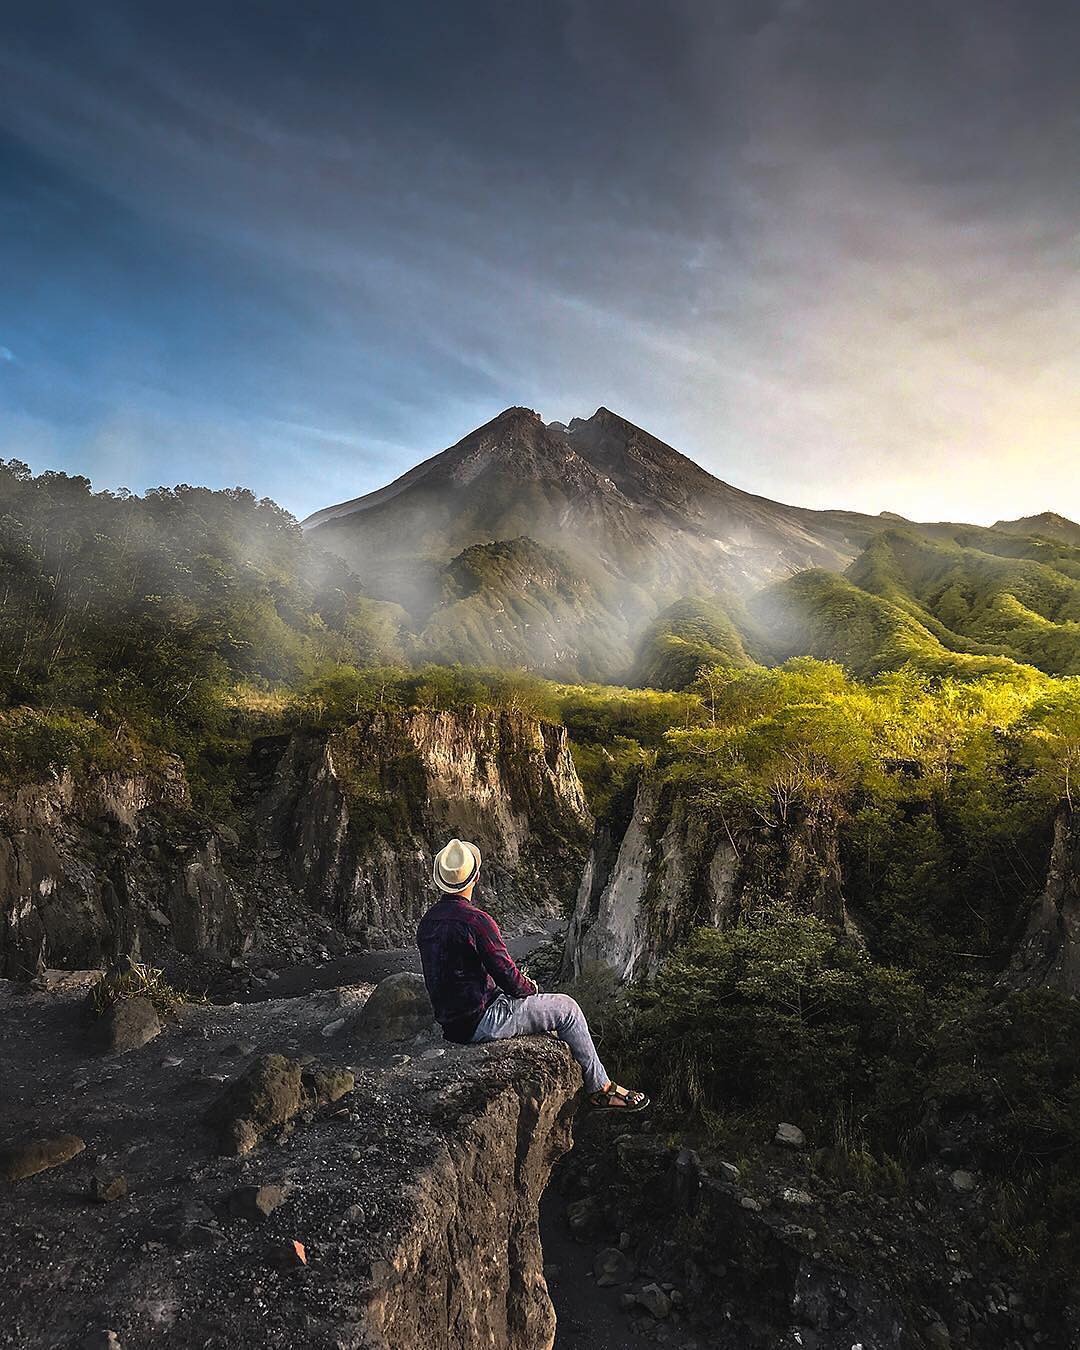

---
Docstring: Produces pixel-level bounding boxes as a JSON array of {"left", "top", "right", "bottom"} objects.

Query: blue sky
[{"left": 1, "top": 1, "right": 1078, "bottom": 523}]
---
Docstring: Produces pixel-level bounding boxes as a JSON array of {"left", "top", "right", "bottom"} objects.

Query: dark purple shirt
[{"left": 416, "top": 894, "right": 538, "bottom": 1043}]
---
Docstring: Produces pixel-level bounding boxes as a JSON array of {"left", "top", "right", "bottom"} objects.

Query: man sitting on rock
[{"left": 417, "top": 838, "right": 648, "bottom": 1111}]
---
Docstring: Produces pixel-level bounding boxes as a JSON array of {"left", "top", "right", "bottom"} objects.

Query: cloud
[
  {"left": 0, "top": 346, "right": 15, "bottom": 363},
  {"left": 0, "top": 1, "right": 1077, "bottom": 524}
]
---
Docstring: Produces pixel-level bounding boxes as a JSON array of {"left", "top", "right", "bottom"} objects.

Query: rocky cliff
[
  {"left": 1, "top": 706, "right": 592, "bottom": 978},
  {"left": 563, "top": 773, "right": 851, "bottom": 981},
  {"left": 260, "top": 705, "right": 592, "bottom": 946},
  {"left": 0, "top": 761, "right": 246, "bottom": 978},
  {"left": 0, "top": 973, "right": 580, "bottom": 1349},
  {"left": 1009, "top": 802, "right": 1080, "bottom": 993}
]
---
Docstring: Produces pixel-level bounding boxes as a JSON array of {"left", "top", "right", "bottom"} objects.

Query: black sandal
[{"left": 588, "top": 1082, "right": 650, "bottom": 1112}]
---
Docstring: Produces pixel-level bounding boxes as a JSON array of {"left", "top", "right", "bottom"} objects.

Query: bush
[
  {"left": 631, "top": 908, "right": 928, "bottom": 1144},
  {"left": 88, "top": 960, "right": 184, "bottom": 1017}
]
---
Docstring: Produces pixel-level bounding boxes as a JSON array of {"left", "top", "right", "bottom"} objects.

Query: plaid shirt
[{"left": 416, "top": 894, "right": 538, "bottom": 1043}]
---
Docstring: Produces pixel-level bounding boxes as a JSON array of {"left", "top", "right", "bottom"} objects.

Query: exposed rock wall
[
  {"left": 260, "top": 706, "right": 592, "bottom": 945},
  {"left": 358, "top": 1040, "right": 578, "bottom": 1350},
  {"left": 563, "top": 772, "right": 851, "bottom": 981},
  {"left": 0, "top": 762, "right": 246, "bottom": 977},
  {"left": 1009, "top": 802, "right": 1080, "bottom": 993},
  {"left": 0, "top": 974, "right": 580, "bottom": 1350}
]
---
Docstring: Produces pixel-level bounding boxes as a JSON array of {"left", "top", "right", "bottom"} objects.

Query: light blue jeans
[{"left": 471, "top": 992, "right": 609, "bottom": 1094}]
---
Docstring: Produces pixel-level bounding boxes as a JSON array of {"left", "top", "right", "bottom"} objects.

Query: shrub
[
  {"left": 88, "top": 960, "right": 184, "bottom": 1017},
  {"left": 631, "top": 908, "right": 928, "bottom": 1144}
]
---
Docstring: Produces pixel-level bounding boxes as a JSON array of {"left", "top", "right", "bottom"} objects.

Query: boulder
[
  {"left": 205, "top": 1053, "right": 304, "bottom": 1155},
  {"left": 303, "top": 1065, "right": 355, "bottom": 1105},
  {"left": 0, "top": 1133, "right": 86, "bottom": 1182},
  {"left": 594, "top": 1246, "right": 634, "bottom": 1286},
  {"left": 89, "top": 1172, "right": 128, "bottom": 1202},
  {"left": 226, "top": 1183, "right": 287, "bottom": 1222},
  {"left": 774, "top": 1122, "right": 806, "bottom": 1149},
  {"left": 79, "top": 1333, "right": 121, "bottom": 1350},
  {"left": 350, "top": 973, "right": 435, "bottom": 1042},
  {"left": 98, "top": 996, "right": 161, "bottom": 1054},
  {"left": 637, "top": 1283, "right": 672, "bottom": 1319}
]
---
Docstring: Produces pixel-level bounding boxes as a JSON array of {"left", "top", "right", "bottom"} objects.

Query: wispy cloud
[{"left": 0, "top": 1, "right": 1077, "bottom": 523}]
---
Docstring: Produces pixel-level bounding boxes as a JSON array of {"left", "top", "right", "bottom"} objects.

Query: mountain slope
[
  {"left": 848, "top": 530, "right": 1080, "bottom": 676},
  {"left": 303, "top": 406, "right": 890, "bottom": 604},
  {"left": 303, "top": 405, "right": 904, "bottom": 677}
]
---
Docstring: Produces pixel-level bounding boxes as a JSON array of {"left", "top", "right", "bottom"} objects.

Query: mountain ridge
[{"left": 299, "top": 404, "right": 1077, "bottom": 681}]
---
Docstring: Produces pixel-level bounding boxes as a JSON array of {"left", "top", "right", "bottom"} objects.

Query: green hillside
[
  {"left": 412, "top": 537, "right": 633, "bottom": 680},
  {"left": 751, "top": 568, "right": 1026, "bottom": 680},
  {"left": 632, "top": 596, "right": 757, "bottom": 689},
  {"left": 849, "top": 529, "right": 1080, "bottom": 675}
]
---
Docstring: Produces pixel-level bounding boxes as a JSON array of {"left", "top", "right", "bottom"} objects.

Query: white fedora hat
[{"left": 432, "top": 838, "right": 482, "bottom": 893}]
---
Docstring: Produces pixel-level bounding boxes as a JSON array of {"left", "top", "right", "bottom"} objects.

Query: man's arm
[{"left": 472, "top": 910, "right": 538, "bottom": 998}]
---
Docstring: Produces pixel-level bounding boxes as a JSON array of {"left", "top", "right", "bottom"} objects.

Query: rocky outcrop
[
  {"left": 1009, "top": 802, "right": 1080, "bottom": 993},
  {"left": 260, "top": 706, "right": 592, "bottom": 945},
  {"left": 0, "top": 762, "right": 246, "bottom": 977},
  {"left": 563, "top": 773, "right": 852, "bottom": 981},
  {"left": 0, "top": 974, "right": 580, "bottom": 1349}
]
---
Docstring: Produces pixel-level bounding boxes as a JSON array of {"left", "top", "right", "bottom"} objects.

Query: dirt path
[{"left": 237, "top": 928, "right": 555, "bottom": 1001}]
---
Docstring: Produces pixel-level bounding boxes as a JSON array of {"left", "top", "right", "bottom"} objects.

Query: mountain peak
[
  {"left": 992, "top": 510, "right": 1080, "bottom": 544},
  {"left": 490, "top": 405, "right": 543, "bottom": 426}
]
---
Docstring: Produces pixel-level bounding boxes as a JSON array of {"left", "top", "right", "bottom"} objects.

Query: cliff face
[
  {"left": 1010, "top": 802, "right": 1080, "bottom": 993},
  {"left": 0, "top": 975, "right": 580, "bottom": 1350},
  {"left": 0, "top": 762, "right": 246, "bottom": 977},
  {"left": 563, "top": 773, "right": 850, "bottom": 981},
  {"left": 0, "top": 707, "right": 591, "bottom": 978},
  {"left": 260, "top": 706, "right": 592, "bottom": 945}
]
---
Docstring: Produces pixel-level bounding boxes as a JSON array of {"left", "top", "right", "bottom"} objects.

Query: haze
[{"left": 1, "top": 1, "right": 1077, "bottom": 524}]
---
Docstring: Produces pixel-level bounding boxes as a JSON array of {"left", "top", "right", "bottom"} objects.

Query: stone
[
  {"left": 219, "top": 1042, "right": 254, "bottom": 1058},
  {"left": 781, "top": 1187, "right": 813, "bottom": 1207},
  {"left": 216, "top": 823, "right": 241, "bottom": 852},
  {"left": 0, "top": 1133, "right": 85, "bottom": 1182},
  {"left": 226, "top": 1183, "right": 287, "bottom": 1222},
  {"left": 304, "top": 1066, "right": 355, "bottom": 1105},
  {"left": 205, "top": 1053, "right": 304, "bottom": 1155},
  {"left": 619, "top": 1292, "right": 637, "bottom": 1312},
  {"left": 717, "top": 1161, "right": 741, "bottom": 1183},
  {"left": 269, "top": 1238, "right": 307, "bottom": 1269},
  {"left": 160, "top": 1055, "right": 183, "bottom": 1068},
  {"left": 637, "top": 1283, "right": 672, "bottom": 1319},
  {"left": 594, "top": 1247, "right": 633, "bottom": 1286},
  {"left": 739, "top": 1196, "right": 762, "bottom": 1212},
  {"left": 350, "top": 973, "right": 435, "bottom": 1041},
  {"left": 774, "top": 1122, "right": 806, "bottom": 1149},
  {"left": 80, "top": 1332, "right": 121, "bottom": 1350},
  {"left": 99, "top": 996, "right": 161, "bottom": 1054},
  {"left": 177, "top": 1223, "right": 222, "bottom": 1250},
  {"left": 950, "top": 1169, "right": 976, "bottom": 1193},
  {"left": 89, "top": 1172, "right": 128, "bottom": 1202},
  {"left": 343, "top": 1203, "right": 365, "bottom": 1223},
  {"left": 925, "top": 1322, "right": 951, "bottom": 1349},
  {"left": 566, "top": 1195, "right": 602, "bottom": 1234},
  {"left": 321, "top": 1018, "right": 346, "bottom": 1038}
]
